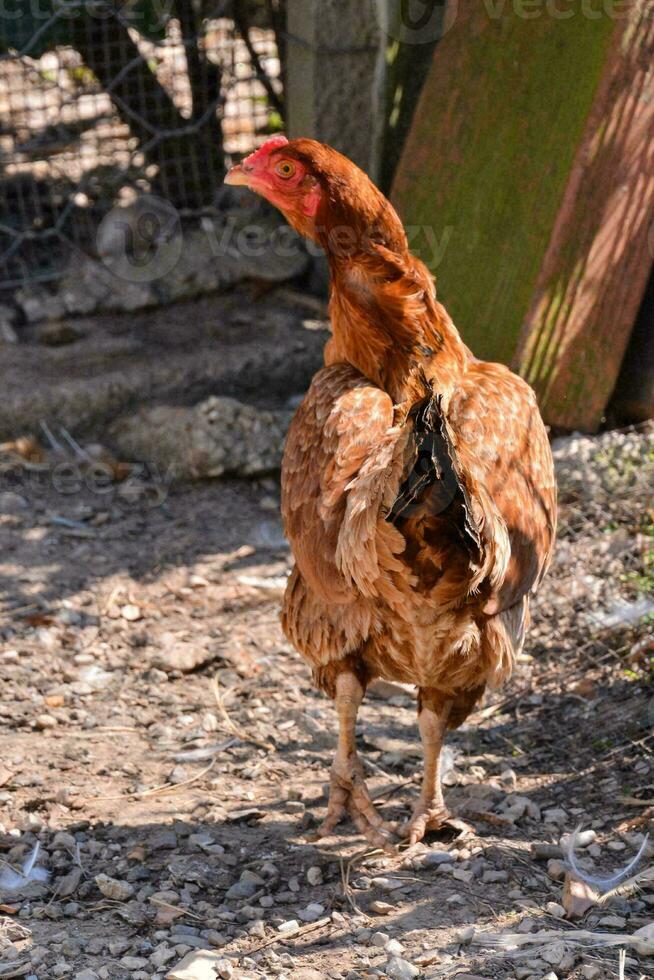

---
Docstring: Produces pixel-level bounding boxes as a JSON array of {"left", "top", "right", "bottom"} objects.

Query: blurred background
[{"left": 1, "top": 0, "right": 652, "bottom": 442}]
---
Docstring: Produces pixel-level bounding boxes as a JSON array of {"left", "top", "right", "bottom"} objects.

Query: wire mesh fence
[
  {"left": 508, "top": 423, "right": 654, "bottom": 805},
  {"left": 0, "top": 1, "right": 284, "bottom": 294}
]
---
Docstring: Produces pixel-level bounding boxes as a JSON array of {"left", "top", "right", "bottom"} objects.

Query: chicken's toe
[
  {"left": 311, "top": 756, "right": 397, "bottom": 851},
  {"left": 400, "top": 800, "right": 473, "bottom": 845}
]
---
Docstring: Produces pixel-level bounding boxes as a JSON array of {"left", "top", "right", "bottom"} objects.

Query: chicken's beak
[{"left": 224, "top": 163, "right": 250, "bottom": 187}]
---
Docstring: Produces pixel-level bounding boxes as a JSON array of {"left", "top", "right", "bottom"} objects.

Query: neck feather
[{"left": 325, "top": 249, "right": 467, "bottom": 402}]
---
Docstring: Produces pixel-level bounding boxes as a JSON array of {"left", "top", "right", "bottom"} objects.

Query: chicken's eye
[{"left": 275, "top": 160, "right": 296, "bottom": 180}]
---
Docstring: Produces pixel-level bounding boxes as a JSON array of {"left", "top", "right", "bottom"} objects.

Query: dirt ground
[{"left": 0, "top": 312, "right": 653, "bottom": 980}]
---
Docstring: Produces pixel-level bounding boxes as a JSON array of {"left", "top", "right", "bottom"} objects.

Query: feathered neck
[{"left": 324, "top": 246, "right": 468, "bottom": 405}]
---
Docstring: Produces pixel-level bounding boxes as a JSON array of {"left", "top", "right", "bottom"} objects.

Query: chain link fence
[
  {"left": 0, "top": 1, "right": 285, "bottom": 294},
  {"left": 524, "top": 425, "right": 654, "bottom": 801}
]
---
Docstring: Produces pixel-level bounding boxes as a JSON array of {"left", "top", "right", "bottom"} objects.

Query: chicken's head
[
  {"left": 224, "top": 135, "right": 322, "bottom": 235},
  {"left": 224, "top": 135, "right": 407, "bottom": 257}
]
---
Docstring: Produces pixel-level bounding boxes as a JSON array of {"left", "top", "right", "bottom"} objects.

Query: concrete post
[{"left": 285, "top": 0, "right": 386, "bottom": 181}]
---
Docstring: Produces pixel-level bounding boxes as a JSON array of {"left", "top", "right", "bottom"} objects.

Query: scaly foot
[
  {"left": 312, "top": 753, "right": 397, "bottom": 851},
  {"left": 400, "top": 798, "right": 471, "bottom": 845}
]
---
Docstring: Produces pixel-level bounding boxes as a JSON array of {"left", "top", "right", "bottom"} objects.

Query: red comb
[{"left": 243, "top": 135, "right": 289, "bottom": 167}]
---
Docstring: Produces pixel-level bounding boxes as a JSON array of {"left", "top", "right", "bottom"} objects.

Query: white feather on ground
[
  {"left": 563, "top": 825, "right": 650, "bottom": 894},
  {"left": 0, "top": 842, "right": 49, "bottom": 893}
]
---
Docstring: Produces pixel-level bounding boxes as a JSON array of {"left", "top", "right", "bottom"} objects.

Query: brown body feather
[{"left": 277, "top": 140, "right": 557, "bottom": 727}]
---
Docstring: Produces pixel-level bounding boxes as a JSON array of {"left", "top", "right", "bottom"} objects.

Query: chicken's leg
[
  {"left": 313, "top": 671, "right": 397, "bottom": 850},
  {"left": 401, "top": 689, "right": 452, "bottom": 845}
]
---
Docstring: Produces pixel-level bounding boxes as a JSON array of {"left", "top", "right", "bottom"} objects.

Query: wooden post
[
  {"left": 514, "top": 4, "right": 654, "bottom": 430},
  {"left": 392, "top": 0, "right": 654, "bottom": 430}
]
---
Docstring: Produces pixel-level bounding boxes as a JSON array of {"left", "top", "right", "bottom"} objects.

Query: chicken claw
[
  {"left": 399, "top": 800, "right": 451, "bottom": 845},
  {"left": 399, "top": 802, "right": 473, "bottom": 846},
  {"left": 313, "top": 754, "right": 397, "bottom": 851},
  {"left": 399, "top": 692, "right": 473, "bottom": 845}
]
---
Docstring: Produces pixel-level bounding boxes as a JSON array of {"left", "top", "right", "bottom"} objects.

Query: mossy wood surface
[
  {"left": 515, "top": 4, "right": 654, "bottom": 430},
  {"left": 391, "top": 2, "right": 616, "bottom": 378}
]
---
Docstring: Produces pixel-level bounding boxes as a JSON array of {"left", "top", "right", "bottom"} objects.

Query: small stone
[
  {"left": 563, "top": 874, "right": 597, "bottom": 919},
  {"left": 35, "top": 713, "right": 58, "bottom": 729},
  {"left": 277, "top": 920, "right": 299, "bottom": 935},
  {"left": 545, "top": 901, "right": 566, "bottom": 917},
  {"left": 421, "top": 850, "right": 452, "bottom": 867},
  {"left": 607, "top": 840, "right": 627, "bottom": 852},
  {"left": 215, "top": 959, "right": 234, "bottom": 979},
  {"left": 298, "top": 902, "right": 324, "bottom": 922},
  {"left": 541, "top": 941, "right": 566, "bottom": 965},
  {"left": 74, "top": 972, "right": 99, "bottom": 980},
  {"left": 283, "top": 800, "right": 305, "bottom": 813},
  {"left": 481, "top": 869, "right": 508, "bottom": 883},
  {"left": 149, "top": 828, "right": 178, "bottom": 850},
  {"left": 166, "top": 950, "right": 230, "bottom": 979},
  {"left": 306, "top": 866, "right": 323, "bottom": 886},
  {"left": 95, "top": 873, "right": 134, "bottom": 901},
  {"left": 170, "top": 935, "right": 212, "bottom": 950},
  {"left": 386, "top": 938, "right": 404, "bottom": 956},
  {"left": 56, "top": 867, "right": 82, "bottom": 897},
  {"left": 370, "top": 931, "right": 389, "bottom": 947},
  {"left": 108, "top": 941, "right": 130, "bottom": 957},
  {"left": 547, "top": 859, "right": 566, "bottom": 880},
  {"left": 385, "top": 956, "right": 419, "bottom": 980},
  {"left": 598, "top": 914, "right": 626, "bottom": 928},
  {"left": 120, "top": 957, "right": 149, "bottom": 970},
  {"left": 151, "top": 946, "right": 176, "bottom": 968},
  {"left": 560, "top": 829, "right": 596, "bottom": 850},
  {"left": 121, "top": 603, "right": 142, "bottom": 622},
  {"left": 500, "top": 794, "right": 541, "bottom": 823},
  {"left": 369, "top": 900, "right": 394, "bottom": 915},
  {"left": 371, "top": 876, "right": 405, "bottom": 892},
  {"left": 543, "top": 807, "right": 568, "bottom": 828},
  {"left": 225, "top": 870, "right": 263, "bottom": 900},
  {"left": 499, "top": 768, "right": 518, "bottom": 790},
  {"left": 580, "top": 965, "right": 602, "bottom": 979}
]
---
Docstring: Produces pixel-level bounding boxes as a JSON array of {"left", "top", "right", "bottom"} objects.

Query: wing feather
[{"left": 281, "top": 364, "right": 408, "bottom": 604}]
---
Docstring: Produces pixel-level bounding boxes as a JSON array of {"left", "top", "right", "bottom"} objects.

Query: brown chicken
[{"left": 225, "top": 137, "right": 557, "bottom": 847}]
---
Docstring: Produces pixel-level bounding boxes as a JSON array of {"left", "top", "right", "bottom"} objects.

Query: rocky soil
[{"left": 0, "top": 299, "right": 653, "bottom": 980}]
